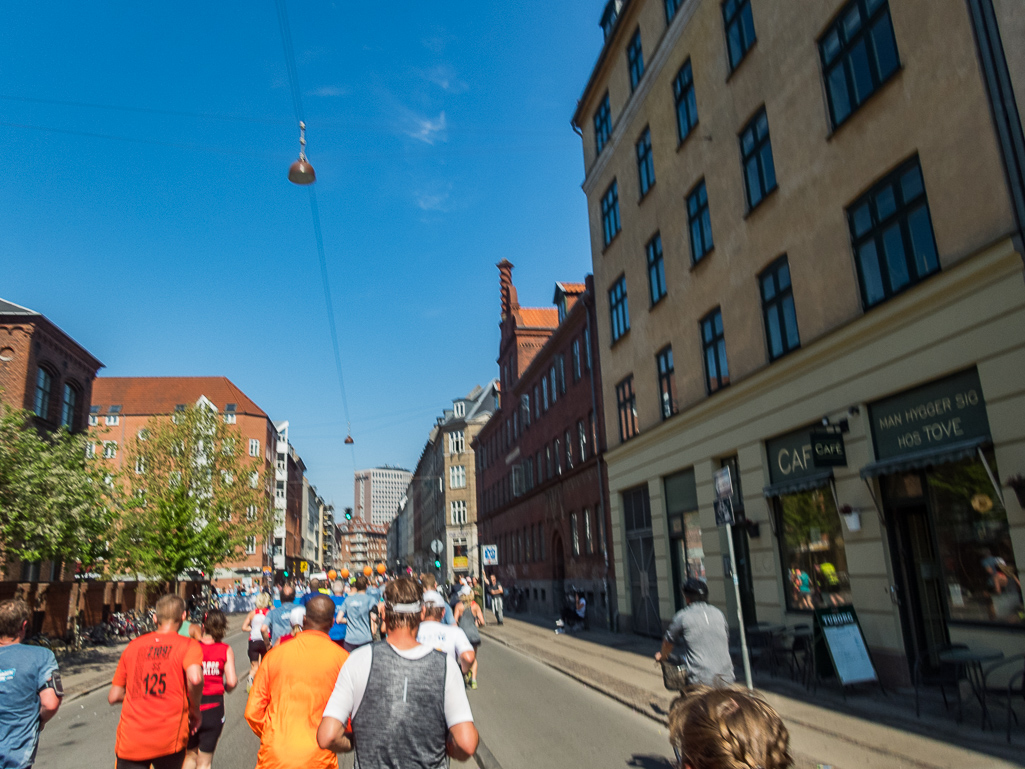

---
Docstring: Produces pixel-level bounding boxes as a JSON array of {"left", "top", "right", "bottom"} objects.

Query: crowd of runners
[{"left": 0, "top": 568, "right": 795, "bottom": 769}]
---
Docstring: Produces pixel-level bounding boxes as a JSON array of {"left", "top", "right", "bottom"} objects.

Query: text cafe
[{"left": 860, "top": 368, "right": 1020, "bottom": 676}]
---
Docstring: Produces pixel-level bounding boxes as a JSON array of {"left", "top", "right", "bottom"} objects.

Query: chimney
[{"left": 497, "top": 260, "right": 518, "bottom": 320}]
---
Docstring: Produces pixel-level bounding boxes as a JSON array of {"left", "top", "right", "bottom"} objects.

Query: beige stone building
[{"left": 572, "top": 0, "right": 1025, "bottom": 684}]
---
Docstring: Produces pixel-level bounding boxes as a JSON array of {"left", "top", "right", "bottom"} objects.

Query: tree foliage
[
  {"left": 109, "top": 403, "right": 270, "bottom": 583},
  {"left": 0, "top": 404, "right": 115, "bottom": 567}
]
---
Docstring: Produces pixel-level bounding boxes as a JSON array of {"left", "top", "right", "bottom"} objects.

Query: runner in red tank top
[{"left": 184, "top": 609, "right": 237, "bottom": 769}]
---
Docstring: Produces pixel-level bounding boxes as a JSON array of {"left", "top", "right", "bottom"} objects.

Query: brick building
[
  {"left": 336, "top": 518, "right": 389, "bottom": 574},
  {"left": 90, "top": 377, "right": 278, "bottom": 587},
  {"left": 474, "top": 263, "right": 615, "bottom": 628},
  {"left": 0, "top": 297, "right": 104, "bottom": 581}
]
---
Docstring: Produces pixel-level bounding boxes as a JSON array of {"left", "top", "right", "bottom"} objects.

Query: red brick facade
[
  {"left": 474, "top": 265, "right": 616, "bottom": 627},
  {"left": 336, "top": 519, "right": 389, "bottom": 573}
]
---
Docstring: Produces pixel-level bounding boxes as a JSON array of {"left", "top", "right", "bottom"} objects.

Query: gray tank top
[
  {"left": 457, "top": 604, "right": 481, "bottom": 644},
  {"left": 352, "top": 641, "right": 449, "bottom": 769}
]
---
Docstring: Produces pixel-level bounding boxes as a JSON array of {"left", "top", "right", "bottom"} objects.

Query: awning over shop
[
  {"left": 859, "top": 436, "right": 990, "bottom": 479},
  {"left": 763, "top": 469, "right": 833, "bottom": 498}
]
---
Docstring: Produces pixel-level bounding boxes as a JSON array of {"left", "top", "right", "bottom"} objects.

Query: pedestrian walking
[
  {"left": 244, "top": 596, "right": 348, "bottom": 769},
  {"left": 487, "top": 574, "right": 504, "bottom": 624},
  {"left": 0, "top": 598, "right": 63, "bottom": 769},
  {"left": 669, "top": 687, "right": 793, "bottom": 769},
  {"left": 261, "top": 585, "right": 296, "bottom": 649},
  {"left": 655, "top": 578, "right": 735, "bottom": 688},
  {"left": 242, "top": 593, "right": 271, "bottom": 690},
  {"left": 183, "top": 609, "right": 237, "bottom": 769},
  {"left": 416, "top": 591, "right": 475, "bottom": 675},
  {"left": 108, "top": 594, "right": 204, "bottom": 769},
  {"left": 453, "top": 589, "right": 485, "bottom": 688},
  {"left": 337, "top": 575, "right": 375, "bottom": 653},
  {"left": 317, "top": 577, "right": 479, "bottom": 767}
]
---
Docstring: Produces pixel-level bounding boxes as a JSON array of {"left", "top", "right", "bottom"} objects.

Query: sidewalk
[
  {"left": 61, "top": 613, "right": 249, "bottom": 700},
  {"left": 479, "top": 612, "right": 1023, "bottom": 769}
]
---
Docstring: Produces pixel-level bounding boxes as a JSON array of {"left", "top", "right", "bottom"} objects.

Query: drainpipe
[{"left": 584, "top": 283, "right": 616, "bottom": 632}]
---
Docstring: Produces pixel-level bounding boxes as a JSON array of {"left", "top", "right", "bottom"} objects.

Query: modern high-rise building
[
  {"left": 572, "top": 0, "right": 1025, "bottom": 685},
  {"left": 353, "top": 466, "right": 413, "bottom": 526}
]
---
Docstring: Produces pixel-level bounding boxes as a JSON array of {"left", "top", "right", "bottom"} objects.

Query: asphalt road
[{"left": 35, "top": 632, "right": 674, "bottom": 769}]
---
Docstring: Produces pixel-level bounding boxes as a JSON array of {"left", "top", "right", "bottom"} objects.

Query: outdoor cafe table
[
  {"left": 746, "top": 623, "right": 787, "bottom": 675},
  {"left": 937, "top": 646, "right": 1004, "bottom": 726}
]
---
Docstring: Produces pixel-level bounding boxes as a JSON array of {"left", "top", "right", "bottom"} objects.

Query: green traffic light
[
  {"left": 434, "top": 560, "right": 441, "bottom": 569},
  {"left": 283, "top": 570, "right": 289, "bottom": 577}
]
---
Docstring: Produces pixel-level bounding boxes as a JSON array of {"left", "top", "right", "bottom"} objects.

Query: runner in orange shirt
[
  {"left": 108, "top": 594, "right": 204, "bottom": 769},
  {"left": 244, "top": 595, "right": 348, "bottom": 769}
]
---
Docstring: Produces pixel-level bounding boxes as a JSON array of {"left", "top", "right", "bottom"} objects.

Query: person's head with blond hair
[
  {"left": 255, "top": 592, "right": 272, "bottom": 610},
  {"left": 669, "top": 687, "right": 792, "bottom": 769},
  {"left": 154, "top": 594, "right": 186, "bottom": 628}
]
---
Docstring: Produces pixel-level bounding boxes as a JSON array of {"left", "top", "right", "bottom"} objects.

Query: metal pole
[{"left": 725, "top": 523, "right": 753, "bottom": 690}]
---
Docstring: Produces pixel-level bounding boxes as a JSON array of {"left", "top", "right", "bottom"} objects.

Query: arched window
[
  {"left": 61, "top": 382, "right": 80, "bottom": 430},
  {"left": 34, "top": 367, "right": 53, "bottom": 420}
]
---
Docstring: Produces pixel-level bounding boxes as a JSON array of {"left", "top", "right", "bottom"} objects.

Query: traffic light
[
  {"left": 434, "top": 559, "right": 441, "bottom": 569},
  {"left": 344, "top": 507, "right": 353, "bottom": 520},
  {"left": 283, "top": 570, "right": 289, "bottom": 577}
]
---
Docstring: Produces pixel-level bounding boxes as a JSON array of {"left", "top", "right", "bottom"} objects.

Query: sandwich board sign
[{"left": 813, "top": 605, "right": 877, "bottom": 686}]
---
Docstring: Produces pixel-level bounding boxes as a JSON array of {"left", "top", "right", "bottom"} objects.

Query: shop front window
[
  {"left": 665, "top": 468, "right": 705, "bottom": 611},
  {"left": 776, "top": 488, "right": 852, "bottom": 611},
  {"left": 927, "top": 454, "right": 1021, "bottom": 625}
]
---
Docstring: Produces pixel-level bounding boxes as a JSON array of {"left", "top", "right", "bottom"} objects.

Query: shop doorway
[
  {"left": 623, "top": 485, "right": 662, "bottom": 637},
  {"left": 883, "top": 474, "right": 949, "bottom": 674}
]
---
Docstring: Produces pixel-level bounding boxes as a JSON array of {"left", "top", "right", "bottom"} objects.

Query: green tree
[
  {"left": 109, "top": 403, "right": 270, "bottom": 585},
  {"left": 0, "top": 404, "right": 115, "bottom": 569}
]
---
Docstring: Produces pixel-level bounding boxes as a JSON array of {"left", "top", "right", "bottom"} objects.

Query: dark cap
[{"left": 682, "top": 578, "right": 709, "bottom": 598}]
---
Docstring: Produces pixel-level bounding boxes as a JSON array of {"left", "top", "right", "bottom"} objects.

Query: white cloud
[
  {"left": 422, "top": 65, "right": 468, "bottom": 94},
  {"left": 414, "top": 183, "right": 453, "bottom": 212},
  {"left": 309, "top": 85, "right": 350, "bottom": 97},
  {"left": 406, "top": 111, "right": 447, "bottom": 145}
]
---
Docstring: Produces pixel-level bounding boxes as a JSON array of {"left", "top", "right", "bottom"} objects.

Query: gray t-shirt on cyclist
[{"left": 664, "top": 602, "right": 735, "bottom": 687}]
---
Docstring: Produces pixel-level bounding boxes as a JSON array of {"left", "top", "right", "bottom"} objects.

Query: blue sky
[{"left": 1, "top": 1, "right": 607, "bottom": 512}]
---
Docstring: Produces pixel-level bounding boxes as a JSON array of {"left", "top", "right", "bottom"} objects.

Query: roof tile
[{"left": 91, "top": 376, "right": 268, "bottom": 417}]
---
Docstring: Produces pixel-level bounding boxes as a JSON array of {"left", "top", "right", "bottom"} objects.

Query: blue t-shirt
[
  {"left": 340, "top": 592, "right": 376, "bottom": 646},
  {"left": 300, "top": 589, "right": 330, "bottom": 608},
  {"left": 0, "top": 643, "right": 59, "bottom": 769},
  {"left": 266, "top": 601, "right": 296, "bottom": 644},
  {"left": 328, "top": 595, "right": 347, "bottom": 642}
]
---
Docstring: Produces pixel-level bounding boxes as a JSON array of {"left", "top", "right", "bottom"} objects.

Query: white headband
[{"left": 387, "top": 601, "right": 422, "bottom": 614}]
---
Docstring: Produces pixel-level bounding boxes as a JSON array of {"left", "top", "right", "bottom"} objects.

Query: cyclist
[
  {"left": 183, "top": 609, "right": 237, "bottom": 769},
  {"left": 655, "top": 578, "right": 734, "bottom": 688}
]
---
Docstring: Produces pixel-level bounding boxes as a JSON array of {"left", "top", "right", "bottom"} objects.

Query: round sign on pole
[{"left": 431, "top": 539, "right": 444, "bottom": 555}]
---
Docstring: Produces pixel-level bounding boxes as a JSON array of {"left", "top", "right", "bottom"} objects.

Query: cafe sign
[
  {"left": 767, "top": 426, "right": 824, "bottom": 484},
  {"left": 810, "top": 432, "right": 847, "bottom": 467},
  {"left": 869, "top": 368, "right": 991, "bottom": 461}
]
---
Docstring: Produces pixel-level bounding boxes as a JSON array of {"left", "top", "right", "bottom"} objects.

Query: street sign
[
  {"left": 811, "top": 431, "right": 847, "bottom": 467},
  {"left": 430, "top": 539, "right": 444, "bottom": 555},
  {"left": 482, "top": 544, "right": 498, "bottom": 566},
  {"left": 299, "top": 561, "right": 308, "bottom": 573},
  {"left": 714, "top": 466, "right": 732, "bottom": 499},
  {"left": 714, "top": 496, "right": 735, "bottom": 526}
]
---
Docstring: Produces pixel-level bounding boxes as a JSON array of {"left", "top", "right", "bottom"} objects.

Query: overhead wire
[{"left": 274, "top": 0, "right": 356, "bottom": 469}]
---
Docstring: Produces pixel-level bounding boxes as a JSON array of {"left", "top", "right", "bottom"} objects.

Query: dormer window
[
  {"left": 601, "top": 0, "right": 623, "bottom": 41},
  {"left": 454, "top": 402, "right": 466, "bottom": 418},
  {"left": 89, "top": 404, "right": 100, "bottom": 427},
  {"left": 106, "top": 405, "right": 122, "bottom": 426},
  {"left": 557, "top": 293, "right": 568, "bottom": 324},
  {"left": 225, "top": 403, "right": 237, "bottom": 424}
]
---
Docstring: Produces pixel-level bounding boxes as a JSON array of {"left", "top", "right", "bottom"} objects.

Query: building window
[
  {"left": 723, "top": 0, "right": 756, "bottom": 71},
  {"left": 775, "top": 487, "right": 852, "bottom": 612},
  {"left": 451, "top": 500, "right": 468, "bottom": 525},
  {"left": 521, "top": 394, "right": 531, "bottom": 428},
  {"left": 740, "top": 108, "right": 777, "bottom": 210},
  {"left": 760, "top": 255, "right": 800, "bottom": 360},
  {"left": 450, "top": 465, "right": 466, "bottom": 489},
  {"left": 33, "top": 367, "right": 53, "bottom": 419},
  {"left": 103, "top": 441, "right": 118, "bottom": 459},
  {"left": 449, "top": 430, "right": 465, "bottom": 453},
  {"left": 542, "top": 378, "right": 549, "bottom": 411},
  {"left": 276, "top": 480, "right": 285, "bottom": 499},
  {"left": 85, "top": 441, "right": 96, "bottom": 459},
  {"left": 636, "top": 127, "right": 655, "bottom": 198},
  {"left": 550, "top": 367, "right": 558, "bottom": 404},
  {"left": 454, "top": 401, "right": 465, "bottom": 418},
  {"left": 646, "top": 233, "right": 667, "bottom": 306},
  {"left": 656, "top": 346, "right": 677, "bottom": 420},
  {"left": 89, "top": 405, "right": 99, "bottom": 427},
  {"left": 248, "top": 504, "right": 258, "bottom": 521},
  {"left": 601, "top": 180, "right": 621, "bottom": 247},
  {"left": 616, "top": 376, "right": 639, "bottom": 442},
  {"left": 571, "top": 512, "right": 580, "bottom": 556},
  {"left": 546, "top": 445, "right": 553, "bottom": 478},
  {"left": 135, "top": 457, "right": 145, "bottom": 475},
  {"left": 245, "top": 438, "right": 258, "bottom": 457},
  {"left": 565, "top": 429, "right": 574, "bottom": 470},
  {"left": 578, "top": 420, "right": 588, "bottom": 460},
  {"left": 554, "top": 439, "right": 562, "bottom": 475},
  {"left": 61, "top": 383, "right": 78, "bottom": 430},
  {"left": 224, "top": 403, "right": 236, "bottom": 424},
  {"left": 687, "top": 181, "right": 714, "bottom": 263},
  {"left": 627, "top": 28, "right": 644, "bottom": 91},
  {"left": 572, "top": 339, "right": 582, "bottom": 382},
  {"left": 594, "top": 92, "right": 612, "bottom": 155},
  {"left": 609, "top": 275, "right": 630, "bottom": 343},
  {"left": 820, "top": 0, "right": 900, "bottom": 128},
  {"left": 584, "top": 509, "right": 594, "bottom": 555},
  {"left": 701, "top": 309, "right": 730, "bottom": 394},
  {"left": 558, "top": 355, "right": 566, "bottom": 394},
  {"left": 848, "top": 157, "right": 939, "bottom": 309},
  {"left": 533, "top": 385, "right": 541, "bottom": 419},
  {"left": 673, "top": 60, "right": 698, "bottom": 143},
  {"left": 665, "top": 0, "right": 681, "bottom": 23}
]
